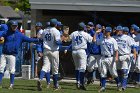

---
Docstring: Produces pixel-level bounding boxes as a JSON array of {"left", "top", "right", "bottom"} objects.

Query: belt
[
  {"left": 102, "top": 55, "right": 113, "bottom": 58},
  {"left": 119, "top": 54, "right": 129, "bottom": 56}
]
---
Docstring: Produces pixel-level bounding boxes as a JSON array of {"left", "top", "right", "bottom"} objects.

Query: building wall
[
  {"left": 30, "top": 0, "right": 140, "bottom": 12},
  {"left": 31, "top": 9, "right": 96, "bottom": 36}
]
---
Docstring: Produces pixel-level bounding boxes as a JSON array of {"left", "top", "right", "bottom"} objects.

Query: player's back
[
  {"left": 42, "top": 27, "right": 60, "bottom": 51},
  {"left": 114, "top": 34, "right": 133, "bottom": 54},
  {"left": 70, "top": 31, "right": 92, "bottom": 50}
]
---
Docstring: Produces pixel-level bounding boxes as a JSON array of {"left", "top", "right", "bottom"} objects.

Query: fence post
[{"left": 31, "top": 44, "right": 36, "bottom": 78}]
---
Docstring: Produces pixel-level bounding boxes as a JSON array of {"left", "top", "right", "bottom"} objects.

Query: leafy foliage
[{"left": 0, "top": 0, "right": 30, "bottom": 14}]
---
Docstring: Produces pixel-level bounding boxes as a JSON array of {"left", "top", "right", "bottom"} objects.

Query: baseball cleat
[
  {"left": 87, "top": 77, "right": 92, "bottom": 85},
  {"left": 54, "top": 86, "right": 61, "bottom": 91},
  {"left": 46, "top": 83, "right": 50, "bottom": 89},
  {"left": 37, "top": 81, "right": 42, "bottom": 91},
  {"left": 122, "top": 87, "right": 126, "bottom": 91},
  {"left": 118, "top": 87, "right": 122, "bottom": 92},
  {"left": 98, "top": 87, "right": 105, "bottom": 93},
  {"left": 8, "top": 84, "right": 14, "bottom": 90},
  {"left": 76, "top": 83, "right": 80, "bottom": 89},
  {"left": 87, "top": 78, "right": 94, "bottom": 85},
  {"left": 117, "top": 83, "right": 122, "bottom": 91},
  {"left": 80, "top": 85, "right": 87, "bottom": 91}
]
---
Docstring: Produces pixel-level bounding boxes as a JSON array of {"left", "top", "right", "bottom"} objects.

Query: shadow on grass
[
  {"left": 13, "top": 87, "right": 37, "bottom": 91},
  {"left": 15, "top": 84, "right": 36, "bottom": 88}
]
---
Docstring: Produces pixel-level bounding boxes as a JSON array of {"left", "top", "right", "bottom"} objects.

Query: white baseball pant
[
  {"left": 135, "top": 53, "right": 140, "bottom": 73},
  {"left": 100, "top": 56, "right": 118, "bottom": 78},
  {"left": 87, "top": 54, "right": 101, "bottom": 72},
  {"left": 42, "top": 49, "right": 59, "bottom": 75},
  {"left": 0, "top": 54, "right": 16, "bottom": 74},
  {"left": 72, "top": 49, "right": 87, "bottom": 72},
  {"left": 117, "top": 55, "right": 130, "bottom": 70}
]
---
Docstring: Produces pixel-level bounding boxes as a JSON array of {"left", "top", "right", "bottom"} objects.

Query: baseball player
[
  {"left": 132, "top": 26, "right": 140, "bottom": 88},
  {"left": 123, "top": 27, "right": 137, "bottom": 82},
  {"left": 0, "top": 24, "right": 8, "bottom": 55},
  {"left": 86, "top": 23, "right": 103, "bottom": 84},
  {"left": 36, "top": 22, "right": 52, "bottom": 90},
  {"left": 0, "top": 20, "right": 40, "bottom": 89},
  {"left": 114, "top": 26, "right": 136, "bottom": 91},
  {"left": 66, "top": 22, "right": 95, "bottom": 90},
  {"left": 35, "top": 22, "right": 44, "bottom": 38},
  {"left": 37, "top": 18, "right": 61, "bottom": 91},
  {"left": 94, "top": 27, "right": 119, "bottom": 92},
  {"left": 56, "top": 21, "right": 63, "bottom": 36},
  {"left": 123, "top": 27, "right": 130, "bottom": 35}
]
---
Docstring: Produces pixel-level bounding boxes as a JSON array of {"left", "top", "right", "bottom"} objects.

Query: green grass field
[{"left": 0, "top": 79, "right": 140, "bottom": 93}]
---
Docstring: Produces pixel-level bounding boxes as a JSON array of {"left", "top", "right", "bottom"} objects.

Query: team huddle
[{"left": 0, "top": 18, "right": 140, "bottom": 93}]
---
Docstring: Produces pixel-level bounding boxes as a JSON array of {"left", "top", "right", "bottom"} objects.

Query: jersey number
[
  {"left": 75, "top": 36, "right": 82, "bottom": 45},
  {"left": 107, "top": 44, "right": 113, "bottom": 52},
  {"left": 45, "top": 33, "right": 51, "bottom": 41}
]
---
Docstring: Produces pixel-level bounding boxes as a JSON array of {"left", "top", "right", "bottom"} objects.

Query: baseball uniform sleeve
[
  {"left": 69, "top": 33, "right": 73, "bottom": 40},
  {"left": 22, "top": 33, "right": 39, "bottom": 43},
  {"left": 128, "top": 36, "right": 135, "bottom": 49},
  {"left": 54, "top": 30, "right": 61, "bottom": 45},
  {"left": 113, "top": 38, "right": 118, "bottom": 51},
  {"left": 134, "top": 34, "right": 140, "bottom": 42},
  {"left": 85, "top": 33, "right": 93, "bottom": 43}
]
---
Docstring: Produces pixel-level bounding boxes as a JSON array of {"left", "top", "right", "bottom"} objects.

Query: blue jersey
[
  {"left": 0, "top": 29, "right": 39, "bottom": 55},
  {"left": 36, "top": 43, "right": 43, "bottom": 53},
  {"left": 87, "top": 29, "right": 103, "bottom": 55},
  {"left": 0, "top": 24, "right": 8, "bottom": 55}
]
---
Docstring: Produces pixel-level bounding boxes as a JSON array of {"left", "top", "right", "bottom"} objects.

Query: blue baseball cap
[
  {"left": 131, "top": 24, "right": 137, "bottom": 28},
  {"left": 105, "top": 27, "right": 112, "bottom": 32},
  {"left": 57, "top": 21, "right": 63, "bottom": 26},
  {"left": 36, "top": 22, "right": 42, "bottom": 27},
  {"left": 123, "top": 27, "right": 129, "bottom": 32},
  {"left": 78, "top": 22, "right": 86, "bottom": 29},
  {"left": 46, "top": 22, "right": 50, "bottom": 26},
  {"left": 11, "top": 20, "right": 18, "bottom": 26},
  {"left": 133, "top": 26, "right": 139, "bottom": 32},
  {"left": 87, "top": 22, "right": 94, "bottom": 26},
  {"left": 116, "top": 26, "right": 123, "bottom": 31},
  {"left": 96, "top": 24, "right": 102, "bottom": 29},
  {"left": 50, "top": 18, "right": 58, "bottom": 25}
]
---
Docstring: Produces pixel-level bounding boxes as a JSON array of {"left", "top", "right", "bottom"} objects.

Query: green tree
[
  {"left": 0, "top": 0, "right": 30, "bottom": 14},
  {"left": 17, "top": 0, "right": 30, "bottom": 14}
]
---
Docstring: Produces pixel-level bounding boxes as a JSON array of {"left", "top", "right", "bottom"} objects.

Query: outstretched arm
[{"left": 22, "top": 34, "right": 41, "bottom": 43}]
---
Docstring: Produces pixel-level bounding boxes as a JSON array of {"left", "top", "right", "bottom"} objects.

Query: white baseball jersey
[
  {"left": 134, "top": 34, "right": 140, "bottom": 73},
  {"left": 96, "top": 37, "right": 118, "bottom": 56},
  {"left": 41, "top": 27, "right": 61, "bottom": 51},
  {"left": 37, "top": 29, "right": 44, "bottom": 35},
  {"left": 96, "top": 37, "right": 118, "bottom": 78},
  {"left": 114, "top": 35, "right": 134, "bottom": 55},
  {"left": 70, "top": 31, "right": 93, "bottom": 50}
]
